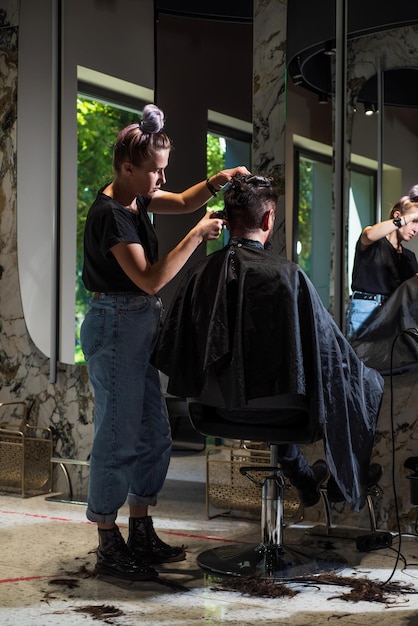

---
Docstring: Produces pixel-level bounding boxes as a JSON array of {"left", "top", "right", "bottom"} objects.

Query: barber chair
[
  {"left": 165, "top": 395, "right": 206, "bottom": 452},
  {"left": 188, "top": 392, "right": 346, "bottom": 580}
]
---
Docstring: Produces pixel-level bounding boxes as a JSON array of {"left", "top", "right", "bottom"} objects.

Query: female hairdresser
[
  {"left": 80, "top": 103, "right": 250, "bottom": 581},
  {"left": 346, "top": 195, "right": 418, "bottom": 341}
]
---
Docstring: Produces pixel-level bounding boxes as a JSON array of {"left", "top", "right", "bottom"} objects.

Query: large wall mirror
[{"left": 286, "top": 0, "right": 418, "bottom": 328}]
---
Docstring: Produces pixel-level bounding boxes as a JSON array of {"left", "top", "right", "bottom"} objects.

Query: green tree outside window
[{"left": 76, "top": 98, "right": 140, "bottom": 364}]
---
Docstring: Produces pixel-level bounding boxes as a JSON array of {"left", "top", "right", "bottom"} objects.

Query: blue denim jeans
[
  {"left": 80, "top": 293, "right": 172, "bottom": 524},
  {"left": 345, "top": 297, "right": 380, "bottom": 342}
]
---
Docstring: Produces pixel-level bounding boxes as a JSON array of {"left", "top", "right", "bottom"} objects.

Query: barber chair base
[
  {"left": 188, "top": 402, "right": 346, "bottom": 580},
  {"left": 196, "top": 541, "right": 346, "bottom": 581}
]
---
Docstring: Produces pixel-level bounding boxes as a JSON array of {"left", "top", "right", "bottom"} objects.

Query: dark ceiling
[
  {"left": 286, "top": 0, "right": 418, "bottom": 108},
  {"left": 155, "top": 1, "right": 418, "bottom": 108},
  {"left": 155, "top": 1, "right": 253, "bottom": 22}
]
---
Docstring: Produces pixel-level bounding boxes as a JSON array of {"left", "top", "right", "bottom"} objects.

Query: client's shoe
[
  {"left": 127, "top": 516, "right": 186, "bottom": 564},
  {"left": 96, "top": 526, "right": 158, "bottom": 581},
  {"left": 297, "top": 460, "right": 329, "bottom": 507},
  {"left": 327, "top": 462, "right": 383, "bottom": 503}
]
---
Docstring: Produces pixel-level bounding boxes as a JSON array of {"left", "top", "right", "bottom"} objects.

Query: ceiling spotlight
[
  {"left": 318, "top": 92, "right": 329, "bottom": 104},
  {"left": 292, "top": 73, "right": 303, "bottom": 86},
  {"left": 324, "top": 40, "right": 336, "bottom": 56},
  {"left": 291, "top": 56, "right": 303, "bottom": 85},
  {"left": 364, "top": 102, "right": 375, "bottom": 116}
]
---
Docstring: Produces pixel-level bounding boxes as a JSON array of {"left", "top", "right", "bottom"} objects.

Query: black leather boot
[
  {"left": 96, "top": 526, "right": 158, "bottom": 580},
  {"left": 127, "top": 516, "right": 186, "bottom": 564},
  {"left": 281, "top": 459, "right": 329, "bottom": 507}
]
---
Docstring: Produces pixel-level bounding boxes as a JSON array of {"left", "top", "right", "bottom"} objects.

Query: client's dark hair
[{"left": 223, "top": 174, "right": 278, "bottom": 231}]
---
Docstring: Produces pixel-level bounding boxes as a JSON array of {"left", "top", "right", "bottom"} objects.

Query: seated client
[{"left": 153, "top": 174, "right": 384, "bottom": 512}]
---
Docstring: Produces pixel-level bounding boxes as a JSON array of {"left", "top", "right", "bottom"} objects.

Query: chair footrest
[
  {"left": 45, "top": 492, "right": 88, "bottom": 505},
  {"left": 47, "top": 458, "right": 90, "bottom": 505}
]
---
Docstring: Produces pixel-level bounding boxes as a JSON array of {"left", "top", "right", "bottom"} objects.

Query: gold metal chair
[{"left": 0, "top": 401, "right": 53, "bottom": 497}]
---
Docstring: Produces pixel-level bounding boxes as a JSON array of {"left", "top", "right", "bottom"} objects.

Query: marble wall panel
[
  {"left": 0, "top": 1, "right": 95, "bottom": 500},
  {"left": 253, "top": 0, "right": 288, "bottom": 255}
]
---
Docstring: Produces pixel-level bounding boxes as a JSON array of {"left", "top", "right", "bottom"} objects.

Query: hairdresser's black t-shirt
[
  {"left": 351, "top": 236, "right": 418, "bottom": 296},
  {"left": 82, "top": 187, "right": 157, "bottom": 293}
]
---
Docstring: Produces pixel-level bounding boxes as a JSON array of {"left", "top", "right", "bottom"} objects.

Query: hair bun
[
  {"left": 409, "top": 184, "right": 418, "bottom": 202},
  {"left": 139, "top": 104, "right": 165, "bottom": 134}
]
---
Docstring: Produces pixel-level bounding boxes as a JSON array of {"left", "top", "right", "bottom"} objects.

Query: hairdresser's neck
[{"left": 103, "top": 180, "right": 137, "bottom": 210}]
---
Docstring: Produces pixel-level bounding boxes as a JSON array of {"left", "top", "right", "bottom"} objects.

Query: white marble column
[{"left": 253, "top": 0, "right": 287, "bottom": 255}]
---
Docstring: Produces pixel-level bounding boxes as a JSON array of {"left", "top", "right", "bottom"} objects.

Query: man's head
[{"left": 223, "top": 174, "right": 278, "bottom": 247}]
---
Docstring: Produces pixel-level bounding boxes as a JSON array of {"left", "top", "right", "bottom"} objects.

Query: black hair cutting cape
[
  {"left": 350, "top": 277, "right": 418, "bottom": 375},
  {"left": 153, "top": 242, "right": 384, "bottom": 511}
]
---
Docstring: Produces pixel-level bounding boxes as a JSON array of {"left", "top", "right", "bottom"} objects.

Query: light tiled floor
[{"left": 1, "top": 449, "right": 418, "bottom": 625}]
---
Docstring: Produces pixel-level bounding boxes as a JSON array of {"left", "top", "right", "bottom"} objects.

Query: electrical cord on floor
[
  {"left": 381, "top": 328, "right": 418, "bottom": 585},
  {"left": 390, "top": 534, "right": 418, "bottom": 575}
]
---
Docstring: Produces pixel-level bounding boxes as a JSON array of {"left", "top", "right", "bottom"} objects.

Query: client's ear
[{"left": 261, "top": 209, "right": 274, "bottom": 231}]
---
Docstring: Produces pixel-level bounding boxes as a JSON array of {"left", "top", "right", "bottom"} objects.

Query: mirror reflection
[{"left": 287, "top": 1, "right": 418, "bottom": 374}]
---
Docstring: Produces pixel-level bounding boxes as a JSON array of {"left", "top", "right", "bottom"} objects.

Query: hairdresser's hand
[
  {"left": 193, "top": 211, "right": 225, "bottom": 241},
  {"left": 209, "top": 165, "right": 252, "bottom": 190}
]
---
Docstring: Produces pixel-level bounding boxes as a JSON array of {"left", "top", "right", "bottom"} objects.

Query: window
[
  {"left": 75, "top": 93, "right": 144, "bottom": 364},
  {"left": 206, "top": 113, "right": 252, "bottom": 254}
]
